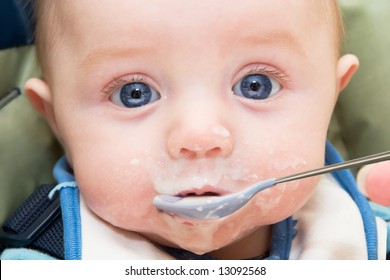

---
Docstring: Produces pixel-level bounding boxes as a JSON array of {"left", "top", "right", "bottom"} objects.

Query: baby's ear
[
  {"left": 24, "top": 78, "right": 52, "bottom": 113},
  {"left": 24, "top": 78, "right": 61, "bottom": 139},
  {"left": 337, "top": 54, "right": 359, "bottom": 92}
]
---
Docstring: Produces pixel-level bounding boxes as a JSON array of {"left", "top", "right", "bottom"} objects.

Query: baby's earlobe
[
  {"left": 24, "top": 78, "right": 63, "bottom": 142},
  {"left": 24, "top": 78, "right": 52, "bottom": 114},
  {"left": 336, "top": 54, "right": 359, "bottom": 92}
]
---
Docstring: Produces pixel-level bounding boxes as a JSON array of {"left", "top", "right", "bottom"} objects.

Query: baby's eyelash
[
  {"left": 248, "top": 66, "right": 288, "bottom": 84},
  {"left": 101, "top": 75, "right": 146, "bottom": 95}
]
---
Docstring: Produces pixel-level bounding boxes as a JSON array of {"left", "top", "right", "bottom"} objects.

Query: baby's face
[{"left": 41, "top": 0, "right": 348, "bottom": 254}]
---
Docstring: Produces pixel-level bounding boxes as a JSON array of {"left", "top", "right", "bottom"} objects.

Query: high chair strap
[
  {"left": 325, "top": 141, "right": 378, "bottom": 260},
  {"left": 0, "top": 184, "right": 64, "bottom": 259}
]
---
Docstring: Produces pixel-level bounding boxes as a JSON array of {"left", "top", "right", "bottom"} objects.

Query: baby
[{"left": 1, "top": 0, "right": 387, "bottom": 259}]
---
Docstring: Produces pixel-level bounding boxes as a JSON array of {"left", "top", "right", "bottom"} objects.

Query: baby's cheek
[
  {"left": 75, "top": 162, "right": 157, "bottom": 229},
  {"left": 248, "top": 178, "right": 317, "bottom": 223}
]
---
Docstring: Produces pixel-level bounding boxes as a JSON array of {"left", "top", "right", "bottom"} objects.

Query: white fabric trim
[
  {"left": 291, "top": 174, "right": 386, "bottom": 259},
  {"left": 79, "top": 197, "right": 173, "bottom": 260},
  {"left": 376, "top": 217, "right": 387, "bottom": 260}
]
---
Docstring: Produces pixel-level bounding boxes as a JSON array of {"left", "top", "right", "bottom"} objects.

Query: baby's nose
[{"left": 167, "top": 124, "right": 233, "bottom": 159}]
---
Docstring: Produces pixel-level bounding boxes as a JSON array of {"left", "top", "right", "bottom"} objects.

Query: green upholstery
[
  {"left": 1, "top": 0, "right": 390, "bottom": 225},
  {"left": 329, "top": 0, "right": 390, "bottom": 159},
  {"left": 0, "top": 46, "right": 62, "bottom": 224}
]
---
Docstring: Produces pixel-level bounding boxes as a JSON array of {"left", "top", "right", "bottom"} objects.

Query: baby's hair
[
  {"left": 315, "top": 0, "right": 345, "bottom": 54},
  {"left": 31, "top": 0, "right": 60, "bottom": 81},
  {"left": 31, "top": 0, "right": 345, "bottom": 79}
]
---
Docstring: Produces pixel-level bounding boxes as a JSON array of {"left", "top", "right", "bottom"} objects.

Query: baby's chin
[
  {"left": 143, "top": 220, "right": 249, "bottom": 255},
  {"left": 143, "top": 210, "right": 276, "bottom": 255}
]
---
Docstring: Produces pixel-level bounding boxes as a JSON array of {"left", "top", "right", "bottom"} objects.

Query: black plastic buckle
[{"left": 0, "top": 195, "right": 61, "bottom": 247}]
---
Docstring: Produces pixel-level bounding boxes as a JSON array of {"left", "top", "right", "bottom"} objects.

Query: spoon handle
[{"left": 275, "top": 151, "right": 390, "bottom": 185}]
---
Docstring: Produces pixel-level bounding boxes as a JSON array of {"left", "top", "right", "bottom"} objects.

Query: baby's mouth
[{"left": 178, "top": 185, "right": 224, "bottom": 197}]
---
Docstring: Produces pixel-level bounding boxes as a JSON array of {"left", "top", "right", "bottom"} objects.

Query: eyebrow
[
  {"left": 78, "top": 45, "right": 156, "bottom": 70},
  {"left": 237, "top": 29, "right": 308, "bottom": 59},
  {"left": 79, "top": 28, "right": 308, "bottom": 71}
]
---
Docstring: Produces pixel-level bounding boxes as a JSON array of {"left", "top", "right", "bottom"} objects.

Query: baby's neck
[{"left": 207, "top": 225, "right": 272, "bottom": 260}]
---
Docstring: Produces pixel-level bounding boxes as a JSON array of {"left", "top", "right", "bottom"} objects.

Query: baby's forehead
[
  {"left": 59, "top": 1, "right": 337, "bottom": 38},
  {"left": 41, "top": 1, "right": 340, "bottom": 37},
  {"left": 35, "top": 0, "right": 342, "bottom": 75}
]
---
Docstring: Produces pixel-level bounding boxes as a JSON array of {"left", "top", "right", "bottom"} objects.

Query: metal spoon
[{"left": 153, "top": 151, "right": 390, "bottom": 220}]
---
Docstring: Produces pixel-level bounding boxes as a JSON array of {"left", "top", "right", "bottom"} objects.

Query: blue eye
[
  {"left": 111, "top": 82, "right": 160, "bottom": 108},
  {"left": 232, "top": 74, "right": 281, "bottom": 100}
]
